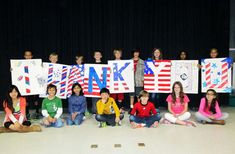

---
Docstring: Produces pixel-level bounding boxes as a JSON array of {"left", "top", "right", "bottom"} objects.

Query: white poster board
[
  {"left": 171, "top": 60, "right": 199, "bottom": 94},
  {"left": 201, "top": 57, "right": 232, "bottom": 93},
  {"left": 83, "top": 64, "right": 111, "bottom": 97},
  {"left": 108, "top": 60, "right": 134, "bottom": 93},
  {"left": 11, "top": 59, "right": 44, "bottom": 95},
  {"left": 40, "top": 63, "right": 71, "bottom": 99}
]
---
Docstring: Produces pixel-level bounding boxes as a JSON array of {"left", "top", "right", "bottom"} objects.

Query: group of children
[
  {"left": 1, "top": 80, "right": 229, "bottom": 132},
  {"left": 0, "top": 48, "right": 230, "bottom": 132}
]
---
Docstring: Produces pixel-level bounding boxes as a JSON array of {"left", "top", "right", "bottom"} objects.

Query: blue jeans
[
  {"left": 95, "top": 113, "right": 124, "bottom": 126},
  {"left": 67, "top": 114, "right": 84, "bottom": 125},
  {"left": 129, "top": 114, "right": 161, "bottom": 127},
  {"left": 46, "top": 118, "right": 64, "bottom": 128}
]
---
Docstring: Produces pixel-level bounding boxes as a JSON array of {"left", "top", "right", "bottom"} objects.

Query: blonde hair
[
  {"left": 138, "top": 90, "right": 149, "bottom": 99},
  {"left": 113, "top": 49, "right": 122, "bottom": 55}
]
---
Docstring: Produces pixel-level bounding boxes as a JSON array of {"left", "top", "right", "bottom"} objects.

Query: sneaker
[
  {"left": 98, "top": 122, "right": 107, "bottom": 128},
  {"left": 116, "top": 121, "right": 122, "bottom": 126}
]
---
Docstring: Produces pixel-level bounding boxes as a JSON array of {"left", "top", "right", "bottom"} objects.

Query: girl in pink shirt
[
  {"left": 164, "top": 81, "right": 196, "bottom": 126},
  {"left": 195, "top": 89, "right": 228, "bottom": 125},
  {"left": 2, "top": 85, "right": 41, "bottom": 132}
]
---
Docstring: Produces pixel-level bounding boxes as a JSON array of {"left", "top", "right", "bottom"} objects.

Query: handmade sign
[
  {"left": 144, "top": 60, "right": 171, "bottom": 93},
  {"left": 40, "top": 63, "right": 71, "bottom": 99},
  {"left": 201, "top": 57, "right": 232, "bottom": 93},
  {"left": 11, "top": 59, "right": 44, "bottom": 95},
  {"left": 67, "top": 64, "right": 84, "bottom": 97},
  {"left": 171, "top": 60, "right": 199, "bottom": 94},
  {"left": 83, "top": 64, "right": 111, "bottom": 97},
  {"left": 108, "top": 60, "right": 134, "bottom": 93}
]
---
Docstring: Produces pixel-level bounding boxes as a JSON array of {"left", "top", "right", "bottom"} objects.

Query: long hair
[
  {"left": 71, "top": 83, "right": 84, "bottom": 96},
  {"left": 152, "top": 48, "right": 163, "bottom": 60},
  {"left": 171, "top": 81, "right": 184, "bottom": 104},
  {"left": 3, "top": 85, "right": 21, "bottom": 112},
  {"left": 205, "top": 89, "right": 217, "bottom": 114}
]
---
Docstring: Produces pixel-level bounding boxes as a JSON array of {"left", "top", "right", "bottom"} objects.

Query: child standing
[
  {"left": 67, "top": 83, "right": 87, "bottom": 125},
  {"left": 95, "top": 88, "right": 124, "bottom": 127},
  {"left": 195, "top": 89, "right": 229, "bottom": 125},
  {"left": 130, "top": 49, "right": 144, "bottom": 109},
  {"left": 2, "top": 85, "right": 41, "bottom": 132},
  {"left": 164, "top": 81, "right": 196, "bottom": 126},
  {"left": 110, "top": 49, "right": 125, "bottom": 110},
  {"left": 130, "top": 90, "right": 161, "bottom": 128},
  {"left": 41, "top": 84, "right": 64, "bottom": 128}
]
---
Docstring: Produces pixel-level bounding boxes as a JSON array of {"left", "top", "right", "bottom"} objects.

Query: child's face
[
  {"left": 24, "top": 51, "right": 33, "bottom": 59},
  {"left": 73, "top": 85, "right": 81, "bottom": 95},
  {"left": 49, "top": 55, "right": 58, "bottom": 63},
  {"left": 153, "top": 50, "right": 161, "bottom": 59},
  {"left": 48, "top": 87, "right": 56, "bottom": 97},
  {"left": 76, "top": 57, "right": 83, "bottom": 65},
  {"left": 100, "top": 92, "right": 109, "bottom": 100},
  {"left": 180, "top": 52, "right": 186, "bottom": 60},
  {"left": 206, "top": 91, "right": 216, "bottom": 102},
  {"left": 140, "top": 96, "right": 149, "bottom": 105},
  {"left": 114, "top": 51, "right": 122, "bottom": 60},
  {"left": 9, "top": 89, "right": 18, "bottom": 99},
  {"left": 94, "top": 52, "right": 102, "bottom": 61},
  {"left": 210, "top": 50, "right": 218, "bottom": 58},
  {"left": 133, "top": 52, "right": 139, "bottom": 58},
  {"left": 174, "top": 84, "right": 181, "bottom": 94}
]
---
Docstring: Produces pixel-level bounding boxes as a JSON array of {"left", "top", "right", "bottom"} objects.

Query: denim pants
[
  {"left": 95, "top": 113, "right": 124, "bottom": 126},
  {"left": 129, "top": 114, "right": 161, "bottom": 127},
  {"left": 44, "top": 118, "right": 64, "bottom": 128},
  {"left": 67, "top": 114, "right": 84, "bottom": 125}
]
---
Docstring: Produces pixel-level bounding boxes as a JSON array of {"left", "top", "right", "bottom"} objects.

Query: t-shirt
[
  {"left": 130, "top": 101, "right": 157, "bottom": 118},
  {"left": 134, "top": 60, "right": 138, "bottom": 73},
  {"left": 42, "top": 96, "right": 62, "bottom": 118},
  {"left": 96, "top": 97, "right": 120, "bottom": 117},
  {"left": 166, "top": 94, "right": 189, "bottom": 114}
]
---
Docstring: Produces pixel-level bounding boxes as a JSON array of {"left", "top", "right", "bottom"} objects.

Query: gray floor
[{"left": 0, "top": 107, "right": 235, "bottom": 154}]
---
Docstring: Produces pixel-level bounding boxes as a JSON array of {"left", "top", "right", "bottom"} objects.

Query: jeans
[
  {"left": 95, "top": 113, "right": 124, "bottom": 126},
  {"left": 129, "top": 114, "right": 161, "bottom": 127},
  {"left": 44, "top": 118, "right": 64, "bottom": 128},
  {"left": 67, "top": 114, "right": 84, "bottom": 125}
]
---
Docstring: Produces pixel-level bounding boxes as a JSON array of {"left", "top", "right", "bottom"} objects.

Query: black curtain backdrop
[{"left": 0, "top": 0, "right": 230, "bottom": 110}]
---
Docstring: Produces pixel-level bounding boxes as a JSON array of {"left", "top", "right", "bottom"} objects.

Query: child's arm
[
  {"left": 19, "top": 98, "right": 26, "bottom": 124},
  {"left": 213, "top": 102, "right": 222, "bottom": 119},
  {"left": 78, "top": 97, "right": 87, "bottom": 114},
  {"left": 198, "top": 98, "right": 212, "bottom": 117},
  {"left": 112, "top": 99, "right": 120, "bottom": 118},
  {"left": 167, "top": 102, "right": 176, "bottom": 116},
  {"left": 3, "top": 102, "right": 18, "bottom": 123},
  {"left": 41, "top": 100, "right": 50, "bottom": 118},
  {"left": 130, "top": 105, "right": 136, "bottom": 115},
  {"left": 178, "top": 103, "right": 188, "bottom": 116},
  {"left": 97, "top": 100, "right": 105, "bottom": 115},
  {"left": 54, "top": 99, "right": 63, "bottom": 119}
]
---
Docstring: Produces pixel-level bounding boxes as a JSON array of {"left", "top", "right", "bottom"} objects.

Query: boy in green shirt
[{"left": 41, "top": 84, "right": 64, "bottom": 127}]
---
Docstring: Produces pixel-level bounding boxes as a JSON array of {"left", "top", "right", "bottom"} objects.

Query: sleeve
[
  {"left": 130, "top": 104, "right": 137, "bottom": 115},
  {"left": 213, "top": 101, "right": 222, "bottom": 119},
  {"left": 166, "top": 94, "right": 172, "bottom": 103},
  {"left": 41, "top": 99, "right": 49, "bottom": 117},
  {"left": 54, "top": 98, "right": 63, "bottom": 119},
  {"left": 184, "top": 95, "right": 190, "bottom": 103},
  {"left": 198, "top": 98, "right": 211, "bottom": 117},
  {"left": 68, "top": 97, "right": 73, "bottom": 114},
  {"left": 78, "top": 96, "right": 87, "bottom": 114},
  {"left": 151, "top": 103, "right": 157, "bottom": 115},
  {"left": 3, "top": 101, "right": 18, "bottom": 123},
  {"left": 19, "top": 97, "right": 26, "bottom": 124},
  {"left": 112, "top": 99, "right": 120, "bottom": 117},
  {"left": 97, "top": 99, "right": 105, "bottom": 115}
]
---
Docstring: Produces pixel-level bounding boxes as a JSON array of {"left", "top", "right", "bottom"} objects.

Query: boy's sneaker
[
  {"left": 98, "top": 122, "right": 107, "bottom": 128},
  {"left": 116, "top": 121, "right": 122, "bottom": 126}
]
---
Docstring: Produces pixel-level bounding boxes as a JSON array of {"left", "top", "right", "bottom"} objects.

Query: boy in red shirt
[{"left": 129, "top": 90, "right": 161, "bottom": 128}]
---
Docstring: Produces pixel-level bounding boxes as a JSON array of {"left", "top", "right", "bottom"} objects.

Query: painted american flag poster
[
  {"left": 171, "top": 60, "right": 199, "bottom": 94},
  {"left": 11, "top": 59, "right": 44, "bottom": 95},
  {"left": 66, "top": 64, "right": 84, "bottom": 97},
  {"left": 108, "top": 60, "right": 134, "bottom": 93},
  {"left": 144, "top": 60, "right": 171, "bottom": 93},
  {"left": 83, "top": 64, "right": 111, "bottom": 97},
  {"left": 201, "top": 57, "right": 233, "bottom": 93},
  {"left": 40, "top": 63, "right": 71, "bottom": 99}
]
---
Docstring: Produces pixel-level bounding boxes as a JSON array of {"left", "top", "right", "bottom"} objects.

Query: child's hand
[
  {"left": 51, "top": 118, "right": 57, "bottom": 123},
  {"left": 72, "top": 112, "right": 78, "bottom": 121},
  {"left": 101, "top": 98, "right": 107, "bottom": 104},
  {"left": 115, "top": 117, "right": 120, "bottom": 123},
  {"left": 209, "top": 115, "right": 215, "bottom": 119},
  {"left": 47, "top": 116, "right": 54, "bottom": 122}
]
